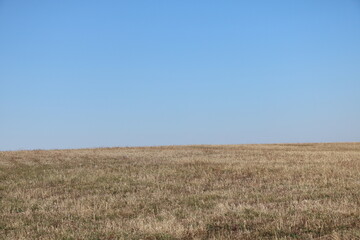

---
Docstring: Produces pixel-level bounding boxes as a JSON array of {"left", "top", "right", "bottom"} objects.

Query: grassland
[{"left": 1, "top": 143, "right": 360, "bottom": 239}]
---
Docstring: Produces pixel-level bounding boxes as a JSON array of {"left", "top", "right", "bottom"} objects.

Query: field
[{"left": 1, "top": 143, "right": 360, "bottom": 239}]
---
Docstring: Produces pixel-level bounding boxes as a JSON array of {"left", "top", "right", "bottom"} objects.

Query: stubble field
[{"left": 1, "top": 143, "right": 360, "bottom": 239}]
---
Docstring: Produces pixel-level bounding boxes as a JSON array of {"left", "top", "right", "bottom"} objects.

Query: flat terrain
[{"left": 1, "top": 143, "right": 360, "bottom": 239}]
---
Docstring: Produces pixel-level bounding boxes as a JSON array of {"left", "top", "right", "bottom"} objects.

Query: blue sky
[{"left": 1, "top": 0, "right": 359, "bottom": 150}]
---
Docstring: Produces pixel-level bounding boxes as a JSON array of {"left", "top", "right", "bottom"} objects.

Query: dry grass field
[{"left": 1, "top": 143, "right": 360, "bottom": 240}]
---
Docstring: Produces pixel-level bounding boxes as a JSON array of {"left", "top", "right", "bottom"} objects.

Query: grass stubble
[{"left": 0, "top": 143, "right": 359, "bottom": 239}]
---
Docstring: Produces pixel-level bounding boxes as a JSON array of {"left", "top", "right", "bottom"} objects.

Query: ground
[{"left": 1, "top": 143, "right": 360, "bottom": 239}]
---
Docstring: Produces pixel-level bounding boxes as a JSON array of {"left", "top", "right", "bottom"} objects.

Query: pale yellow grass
[{"left": 0, "top": 143, "right": 360, "bottom": 239}]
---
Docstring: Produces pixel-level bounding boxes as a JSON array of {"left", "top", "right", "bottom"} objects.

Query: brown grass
[{"left": 1, "top": 143, "right": 360, "bottom": 239}]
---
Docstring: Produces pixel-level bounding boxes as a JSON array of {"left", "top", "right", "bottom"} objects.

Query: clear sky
[{"left": 1, "top": 1, "right": 359, "bottom": 150}]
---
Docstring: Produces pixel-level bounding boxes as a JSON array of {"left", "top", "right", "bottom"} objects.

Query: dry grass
[{"left": 1, "top": 143, "right": 360, "bottom": 239}]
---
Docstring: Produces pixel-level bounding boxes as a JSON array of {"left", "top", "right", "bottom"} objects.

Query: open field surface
[{"left": 1, "top": 143, "right": 360, "bottom": 239}]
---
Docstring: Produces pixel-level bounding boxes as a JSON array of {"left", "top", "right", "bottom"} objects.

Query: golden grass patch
[{"left": 1, "top": 143, "right": 360, "bottom": 239}]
